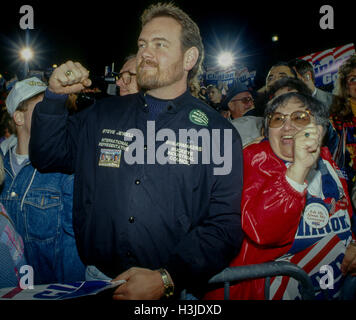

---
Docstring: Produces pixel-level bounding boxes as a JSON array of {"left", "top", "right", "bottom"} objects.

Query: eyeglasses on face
[
  {"left": 268, "top": 110, "right": 313, "bottom": 128},
  {"left": 117, "top": 71, "right": 137, "bottom": 85},
  {"left": 230, "top": 96, "right": 254, "bottom": 104}
]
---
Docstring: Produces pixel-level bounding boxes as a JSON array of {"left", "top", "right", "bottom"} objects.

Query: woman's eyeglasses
[{"left": 268, "top": 110, "right": 313, "bottom": 128}]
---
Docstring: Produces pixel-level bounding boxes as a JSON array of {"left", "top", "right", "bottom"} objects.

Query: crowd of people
[{"left": 0, "top": 2, "right": 356, "bottom": 300}]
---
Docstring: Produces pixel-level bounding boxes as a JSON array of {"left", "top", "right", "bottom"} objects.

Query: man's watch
[{"left": 158, "top": 268, "right": 174, "bottom": 298}]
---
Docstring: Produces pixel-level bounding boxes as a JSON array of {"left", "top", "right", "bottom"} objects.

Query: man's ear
[
  {"left": 304, "top": 71, "right": 312, "bottom": 81},
  {"left": 227, "top": 101, "right": 234, "bottom": 112},
  {"left": 13, "top": 110, "right": 24, "bottom": 126},
  {"left": 184, "top": 47, "right": 199, "bottom": 72}
]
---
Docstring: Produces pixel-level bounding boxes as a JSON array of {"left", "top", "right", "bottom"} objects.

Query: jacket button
[
  {"left": 128, "top": 216, "right": 135, "bottom": 223},
  {"left": 167, "top": 105, "right": 173, "bottom": 111},
  {"left": 10, "top": 192, "right": 17, "bottom": 198},
  {"left": 135, "top": 179, "right": 140, "bottom": 185},
  {"left": 144, "top": 145, "right": 147, "bottom": 151}
]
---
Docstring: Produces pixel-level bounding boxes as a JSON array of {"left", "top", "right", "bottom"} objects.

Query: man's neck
[
  {"left": 15, "top": 133, "right": 29, "bottom": 156},
  {"left": 309, "top": 82, "right": 316, "bottom": 94},
  {"left": 146, "top": 78, "right": 187, "bottom": 100}
]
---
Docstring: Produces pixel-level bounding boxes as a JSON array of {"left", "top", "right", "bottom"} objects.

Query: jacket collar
[
  {"left": 137, "top": 89, "right": 192, "bottom": 113},
  {"left": 0, "top": 134, "right": 18, "bottom": 156}
]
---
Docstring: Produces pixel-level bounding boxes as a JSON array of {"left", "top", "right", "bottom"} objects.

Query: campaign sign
[
  {"left": 0, "top": 280, "right": 125, "bottom": 300},
  {"left": 299, "top": 43, "right": 355, "bottom": 91},
  {"left": 204, "top": 66, "right": 256, "bottom": 91}
]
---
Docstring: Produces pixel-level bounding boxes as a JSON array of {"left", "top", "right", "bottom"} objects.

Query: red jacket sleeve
[{"left": 242, "top": 141, "right": 307, "bottom": 247}]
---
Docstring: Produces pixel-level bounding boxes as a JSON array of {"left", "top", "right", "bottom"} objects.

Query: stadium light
[
  {"left": 217, "top": 51, "right": 234, "bottom": 68},
  {"left": 20, "top": 47, "right": 34, "bottom": 61},
  {"left": 272, "top": 35, "right": 279, "bottom": 42}
]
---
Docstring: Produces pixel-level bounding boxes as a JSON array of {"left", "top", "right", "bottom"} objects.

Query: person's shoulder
[
  {"left": 231, "top": 116, "right": 263, "bottom": 127},
  {"left": 316, "top": 87, "right": 333, "bottom": 99},
  {"left": 243, "top": 139, "right": 270, "bottom": 156},
  {"left": 183, "top": 95, "right": 236, "bottom": 130},
  {"left": 85, "top": 94, "right": 141, "bottom": 121},
  {"left": 320, "top": 146, "right": 333, "bottom": 161}
]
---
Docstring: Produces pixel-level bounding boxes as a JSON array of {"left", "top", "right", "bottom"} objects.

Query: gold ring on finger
[{"left": 65, "top": 70, "right": 73, "bottom": 77}]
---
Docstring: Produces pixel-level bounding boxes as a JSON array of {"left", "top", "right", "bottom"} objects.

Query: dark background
[{"left": 0, "top": 0, "right": 354, "bottom": 87}]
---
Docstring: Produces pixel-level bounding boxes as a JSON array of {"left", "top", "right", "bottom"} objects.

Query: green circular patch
[{"left": 189, "top": 109, "right": 209, "bottom": 126}]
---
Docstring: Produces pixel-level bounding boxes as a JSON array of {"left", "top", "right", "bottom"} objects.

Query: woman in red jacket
[{"left": 205, "top": 92, "right": 356, "bottom": 300}]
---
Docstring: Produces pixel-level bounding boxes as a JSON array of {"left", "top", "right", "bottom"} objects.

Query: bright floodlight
[
  {"left": 218, "top": 52, "right": 234, "bottom": 68},
  {"left": 20, "top": 47, "right": 34, "bottom": 61},
  {"left": 272, "top": 35, "right": 279, "bottom": 42}
]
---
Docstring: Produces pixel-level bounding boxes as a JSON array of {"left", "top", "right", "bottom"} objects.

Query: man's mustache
[{"left": 138, "top": 59, "right": 158, "bottom": 69}]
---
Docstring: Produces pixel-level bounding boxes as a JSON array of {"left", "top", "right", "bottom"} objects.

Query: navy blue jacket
[{"left": 29, "top": 89, "right": 244, "bottom": 292}]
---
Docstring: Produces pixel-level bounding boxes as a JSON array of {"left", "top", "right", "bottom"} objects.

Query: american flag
[
  {"left": 298, "top": 43, "right": 355, "bottom": 90},
  {"left": 299, "top": 43, "right": 355, "bottom": 64}
]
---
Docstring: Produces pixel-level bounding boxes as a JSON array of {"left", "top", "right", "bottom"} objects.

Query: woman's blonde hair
[{"left": 330, "top": 54, "right": 356, "bottom": 119}]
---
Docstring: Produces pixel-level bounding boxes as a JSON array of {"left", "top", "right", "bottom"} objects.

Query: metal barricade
[{"left": 207, "top": 261, "right": 315, "bottom": 300}]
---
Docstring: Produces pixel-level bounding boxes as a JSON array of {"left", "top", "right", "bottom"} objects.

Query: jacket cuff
[
  {"left": 285, "top": 175, "right": 308, "bottom": 193},
  {"left": 164, "top": 256, "right": 193, "bottom": 297},
  {"left": 37, "top": 88, "right": 68, "bottom": 115}
]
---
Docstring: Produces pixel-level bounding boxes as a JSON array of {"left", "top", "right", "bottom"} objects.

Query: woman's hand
[
  {"left": 293, "top": 123, "right": 323, "bottom": 169},
  {"left": 341, "top": 242, "right": 356, "bottom": 276},
  {"left": 286, "top": 124, "right": 323, "bottom": 184}
]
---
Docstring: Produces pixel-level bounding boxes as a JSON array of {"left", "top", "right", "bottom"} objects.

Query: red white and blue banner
[{"left": 299, "top": 43, "right": 355, "bottom": 91}]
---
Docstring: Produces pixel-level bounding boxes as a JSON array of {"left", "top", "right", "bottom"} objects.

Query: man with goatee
[{"left": 29, "top": 3, "right": 243, "bottom": 300}]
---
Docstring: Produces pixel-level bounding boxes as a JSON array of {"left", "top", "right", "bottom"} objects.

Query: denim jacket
[
  {"left": 0, "top": 202, "right": 27, "bottom": 288},
  {"left": 0, "top": 138, "right": 85, "bottom": 284}
]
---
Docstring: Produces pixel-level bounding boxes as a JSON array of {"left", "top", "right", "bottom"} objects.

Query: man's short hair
[
  {"left": 267, "top": 77, "right": 313, "bottom": 99},
  {"left": 140, "top": 2, "right": 204, "bottom": 83},
  {"left": 207, "top": 84, "right": 220, "bottom": 93},
  {"left": 289, "top": 59, "right": 315, "bottom": 83},
  {"left": 269, "top": 61, "right": 298, "bottom": 79}
]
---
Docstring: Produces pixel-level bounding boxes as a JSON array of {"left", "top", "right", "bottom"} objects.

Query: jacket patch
[
  {"left": 98, "top": 149, "right": 122, "bottom": 168},
  {"left": 189, "top": 109, "right": 209, "bottom": 126}
]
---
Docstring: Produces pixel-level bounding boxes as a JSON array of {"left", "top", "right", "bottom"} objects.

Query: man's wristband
[{"left": 158, "top": 268, "right": 174, "bottom": 298}]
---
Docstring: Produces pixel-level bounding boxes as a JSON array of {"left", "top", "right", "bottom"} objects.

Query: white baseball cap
[{"left": 5, "top": 77, "right": 47, "bottom": 116}]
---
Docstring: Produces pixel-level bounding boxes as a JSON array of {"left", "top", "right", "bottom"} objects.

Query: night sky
[{"left": 0, "top": 0, "right": 354, "bottom": 87}]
